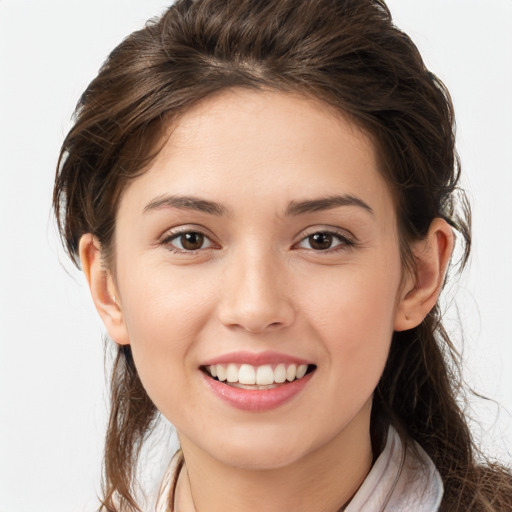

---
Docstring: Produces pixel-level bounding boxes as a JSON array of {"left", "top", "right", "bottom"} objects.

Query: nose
[{"left": 217, "top": 247, "right": 295, "bottom": 333}]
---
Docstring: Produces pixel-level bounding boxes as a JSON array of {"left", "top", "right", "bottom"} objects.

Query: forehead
[{"left": 118, "top": 89, "right": 394, "bottom": 219}]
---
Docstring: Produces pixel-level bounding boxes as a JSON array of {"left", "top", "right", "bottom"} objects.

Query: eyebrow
[
  {"left": 285, "top": 194, "right": 374, "bottom": 216},
  {"left": 143, "top": 193, "right": 373, "bottom": 217},
  {"left": 143, "top": 195, "right": 228, "bottom": 216}
]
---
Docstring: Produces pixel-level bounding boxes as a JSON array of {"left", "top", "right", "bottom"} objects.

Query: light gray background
[{"left": 1, "top": 0, "right": 511, "bottom": 510}]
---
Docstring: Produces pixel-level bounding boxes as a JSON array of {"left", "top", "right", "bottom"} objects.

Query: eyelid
[
  {"left": 295, "top": 225, "right": 356, "bottom": 242},
  {"left": 293, "top": 226, "right": 357, "bottom": 251},
  {"left": 160, "top": 224, "right": 219, "bottom": 252}
]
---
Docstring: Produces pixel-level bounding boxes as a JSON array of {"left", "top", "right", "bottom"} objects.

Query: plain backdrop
[{"left": 0, "top": 0, "right": 511, "bottom": 510}]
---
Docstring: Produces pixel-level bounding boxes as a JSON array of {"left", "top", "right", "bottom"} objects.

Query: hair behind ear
[
  {"left": 374, "top": 312, "right": 477, "bottom": 506},
  {"left": 101, "top": 345, "right": 158, "bottom": 512}
]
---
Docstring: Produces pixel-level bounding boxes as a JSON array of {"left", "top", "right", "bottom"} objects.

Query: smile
[
  {"left": 204, "top": 363, "right": 312, "bottom": 389},
  {"left": 200, "top": 351, "right": 316, "bottom": 411}
]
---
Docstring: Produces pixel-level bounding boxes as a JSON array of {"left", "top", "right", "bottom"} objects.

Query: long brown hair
[{"left": 53, "top": 0, "right": 512, "bottom": 510}]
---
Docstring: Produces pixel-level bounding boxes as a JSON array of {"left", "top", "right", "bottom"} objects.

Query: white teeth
[
  {"left": 238, "top": 364, "right": 256, "bottom": 385},
  {"left": 296, "top": 364, "right": 308, "bottom": 379},
  {"left": 226, "top": 363, "right": 239, "bottom": 382},
  {"left": 230, "top": 382, "right": 279, "bottom": 390},
  {"left": 206, "top": 362, "right": 311, "bottom": 385},
  {"left": 274, "top": 364, "right": 286, "bottom": 383},
  {"left": 216, "top": 365, "right": 227, "bottom": 382},
  {"left": 286, "top": 364, "right": 297, "bottom": 382},
  {"left": 256, "top": 365, "right": 274, "bottom": 385}
]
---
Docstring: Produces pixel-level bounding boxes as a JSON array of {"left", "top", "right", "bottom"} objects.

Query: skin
[{"left": 80, "top": 89, "right": 453, "bottom": 512}]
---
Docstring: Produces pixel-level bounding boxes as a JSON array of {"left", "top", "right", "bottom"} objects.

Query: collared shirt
[{"left": 155, "top": 426, "right": 443, "bottom": 512}]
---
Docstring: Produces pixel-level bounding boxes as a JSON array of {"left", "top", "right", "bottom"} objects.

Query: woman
[{"left": 53, "top": 0, "right": 512, "bottom": 510}]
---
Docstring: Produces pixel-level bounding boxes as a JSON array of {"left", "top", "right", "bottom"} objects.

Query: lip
[
  {"left": 201, "top": 350, "right": 311, "bottom": 367},
  {"left": 201, "top": 366, "right": 315, "bottom": 412}
]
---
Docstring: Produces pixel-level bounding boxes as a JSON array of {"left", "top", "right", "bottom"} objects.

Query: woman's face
[{"left": 111, "top": 90, "right": 407, "bottom": 469}]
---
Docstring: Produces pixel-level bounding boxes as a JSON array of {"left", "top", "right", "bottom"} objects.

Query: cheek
[
  {"left": 116, "top": 266, "right": 216, "bottom": 408},
  {"left": 303, "top": 257, "right": 401, "bottom": 337},
  {"left": 299, "top": 254, "right": 402, "bottom": 385},
  {"left": 119, "top": 259, "right": 214, "bottom": 341}
]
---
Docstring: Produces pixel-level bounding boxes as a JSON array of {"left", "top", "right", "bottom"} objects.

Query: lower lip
[{"left": 201, "top": 371, "right": 314, "bottom": 412}]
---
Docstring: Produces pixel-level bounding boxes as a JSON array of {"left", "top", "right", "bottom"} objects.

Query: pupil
[
  {"left": 310, "top": 233, "right": 332, "bottom": 250},
  {"left": 182, "top": 232, "right": 204, "bottom": 250}
]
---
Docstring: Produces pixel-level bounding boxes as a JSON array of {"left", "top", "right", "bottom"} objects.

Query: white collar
[
  {"left": 156, "top": 426, "right": 443, "bottom": 512},
  {"left": 345, "top": 426, "right": 443, "bottom": 511}
]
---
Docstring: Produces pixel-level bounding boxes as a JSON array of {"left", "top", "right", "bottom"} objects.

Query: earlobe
[
  {"left": 394, "top": 218, "right": 454, "bottom": 332},
  {"left": 79, "top": 234, "right": 130, "bottom": 345}
]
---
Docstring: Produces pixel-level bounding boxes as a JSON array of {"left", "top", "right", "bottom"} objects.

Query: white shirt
[
  {"left": 345, "top": 427, "right": 443, "bottom": 511},
  {"left": 156, "top": 426, "right": 443, "bottom": 512}
]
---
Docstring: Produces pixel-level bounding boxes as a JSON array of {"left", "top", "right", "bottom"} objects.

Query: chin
[
  {"left": 217, "top": 447, "right": 306, "bottom": 471},
  {"left": 201, "top": 428, "right": 323, "bottom": 471}
]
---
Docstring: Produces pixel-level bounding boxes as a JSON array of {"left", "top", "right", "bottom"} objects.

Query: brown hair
[{"left": 53, "top": 0, "right": 512, "bottom": 510}]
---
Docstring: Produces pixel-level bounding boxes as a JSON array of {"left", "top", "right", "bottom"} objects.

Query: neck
[{"left": 175, "top": 409, "right": 373, "bottom": 512}]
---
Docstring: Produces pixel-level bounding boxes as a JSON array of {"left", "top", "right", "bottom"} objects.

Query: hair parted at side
[{"left": 53, "top": 0, "right": 512, "bottom": 510}]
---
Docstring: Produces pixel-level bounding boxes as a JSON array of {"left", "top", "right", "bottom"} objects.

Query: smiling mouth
[{"left": 202, "top": 363, "right": 316, "bottom": 390}]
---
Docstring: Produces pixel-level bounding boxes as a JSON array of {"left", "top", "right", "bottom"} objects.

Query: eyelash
[
  {"left": 294, "top": 230, "right": 356, "bottom": 252},
  {"left": 161, "top": 227, "right": 356, "bottom": 254},
  {"left": 162, "top": 228, "right": 217, "bottom": 254}
]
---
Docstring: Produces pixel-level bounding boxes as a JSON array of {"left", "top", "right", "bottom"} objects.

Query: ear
[
  {"left": 79, "top": 234, "right": 130, "bottom": 345},
  {"left": 394, "top": 218, "right": 454, "bottom": 332}
]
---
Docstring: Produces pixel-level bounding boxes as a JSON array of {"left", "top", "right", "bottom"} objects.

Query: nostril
[{"left": 243, "top": 321, "right": 283, "bottom": 333}]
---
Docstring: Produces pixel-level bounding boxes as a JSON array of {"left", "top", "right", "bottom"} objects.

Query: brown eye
[
  {"left": 308, "top": 233, "right": 333, "bottom": 250},
  {"left": 169, "top": 231, "right": 213, "bottom": 251},
  {"left": 181, "top": 232, "right": 204, "bottom": 250},
  {"left": 297, "top": 231, "right": 352, "bottom": 251}
]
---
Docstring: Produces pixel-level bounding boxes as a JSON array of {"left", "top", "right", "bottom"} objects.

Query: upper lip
[{"left": 201, "top": 350, "right": 312, "bottom": 367}]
